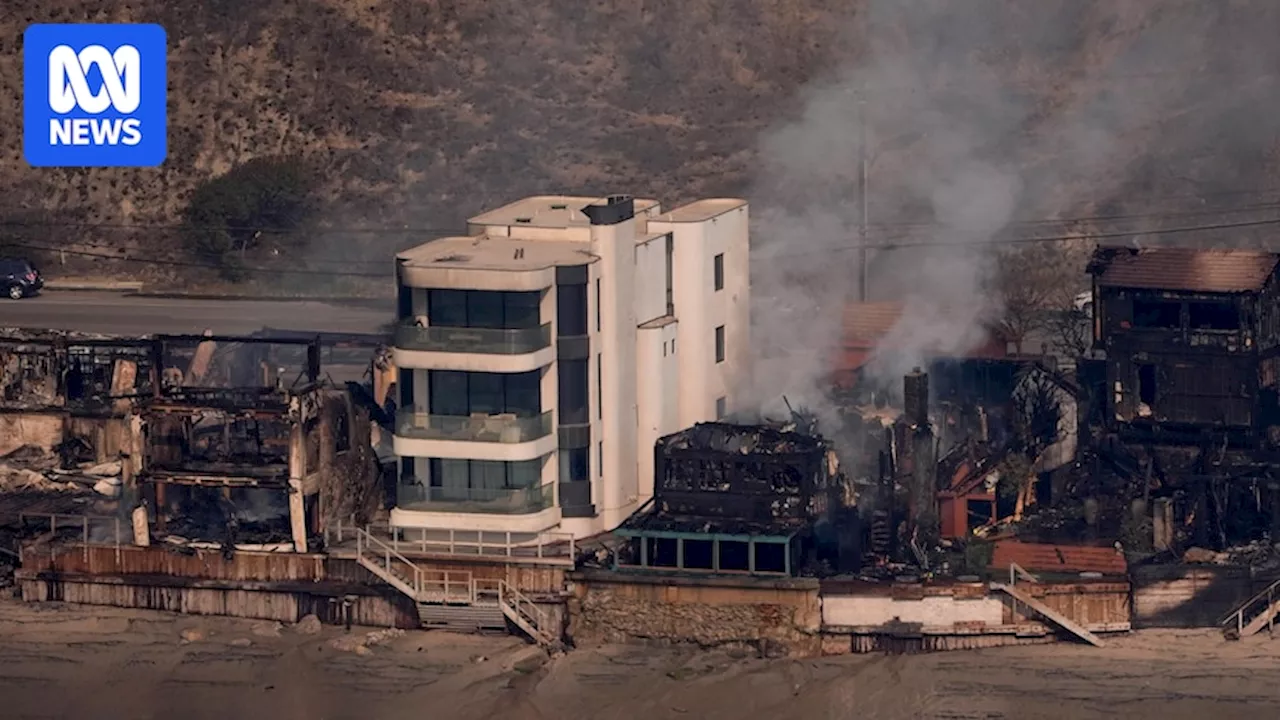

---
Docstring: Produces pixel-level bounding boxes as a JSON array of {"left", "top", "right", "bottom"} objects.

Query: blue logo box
[{"left": 24, "top": 23, "right": 168, "bottom": 168}]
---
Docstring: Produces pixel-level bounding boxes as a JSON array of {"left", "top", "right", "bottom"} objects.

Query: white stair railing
[
  {"left": 497, "top": 580, "right": 558, "bottom": 647},
  {"left": 1221, "top": 577, "right": 1280, "bottom": 637},
  {"left": 355, "top": 526, "right": 425, "bottom": 598}
]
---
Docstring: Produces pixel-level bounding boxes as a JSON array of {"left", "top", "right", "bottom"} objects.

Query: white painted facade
[{"left": 389, "top": 195, "right": 750, "bottom": 539}]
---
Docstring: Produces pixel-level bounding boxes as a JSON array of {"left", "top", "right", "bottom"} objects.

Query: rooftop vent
[
  {"left": 436, "top": 254, "right": 470, "bottom": 263},
  {"left": 514, "top": 248, "right": 525, "bottom": 260},
  {"left": 550, "top": 203, "right": 567, "bottom": 210},
  {"left": 515, "top": 217, "right": 532, "bottom": 223}
]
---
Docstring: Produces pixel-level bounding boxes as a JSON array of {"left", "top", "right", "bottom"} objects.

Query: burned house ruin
[
  {"left": 138, "top": 335, "right": 383, "bottom": 553},
  {"left": 0, "top": 329, "right": 155, "bottom": 464},
  {"left": 613, "top": 421, "right": 844, "bottom": 576},
  {"left": 1, "top": 328, "right": 386, "bottom": 554},
  {"left": 1086, "top": 247, "right": 1280, "bottom": 549}
]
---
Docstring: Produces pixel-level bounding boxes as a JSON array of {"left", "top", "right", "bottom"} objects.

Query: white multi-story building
[{"left": 389, "top": 194, "right": 749, "bottom": 538}]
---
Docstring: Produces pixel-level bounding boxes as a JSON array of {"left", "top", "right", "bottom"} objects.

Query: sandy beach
[{"left": 1, "top": 599, "right": 1279, "bottom": 719}]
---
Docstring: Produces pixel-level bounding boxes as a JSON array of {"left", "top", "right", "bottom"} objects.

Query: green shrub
[{"left": 182, "top": 156, "right": 315, "bottom": 280}]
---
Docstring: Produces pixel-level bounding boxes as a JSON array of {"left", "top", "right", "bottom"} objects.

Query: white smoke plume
[{"left": 743, "top": 0, "right": 1280, "bottom": 426}]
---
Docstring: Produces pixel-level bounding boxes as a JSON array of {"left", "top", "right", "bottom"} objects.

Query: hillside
[{"left": 1, "top": 1, "right": 1278, "bottom": 290}]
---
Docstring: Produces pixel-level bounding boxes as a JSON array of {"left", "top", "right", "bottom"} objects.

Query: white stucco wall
[{"left": 821, "top": 594, "right": 1005, "bottom": 628}]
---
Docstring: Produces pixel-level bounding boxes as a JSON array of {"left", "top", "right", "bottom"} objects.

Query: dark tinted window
[
  {"left": 560, "top": 447, "right": 589, "bottom": 482},
  {"left": 1133, "top": 299, "right": 1180, "bottom": 329},
  {"left": 427, "top": 370, "right": 542, "bottom": 417},
  {"left": 558, "top": 359, "right": 589, "bottom": 423},
  {"left": 557, "top": 284, "right": 588, "bottom": 336},
  {"left": 427, "top": 289, "right": 541, "bottom": 329},
  {"left": 1188, "top": 301, "right": 1238, "bottom": 331}
]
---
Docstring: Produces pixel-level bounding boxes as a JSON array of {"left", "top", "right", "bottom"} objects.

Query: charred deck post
[
  {"left": 904, "top": 368, "right": 939, "bottom": 547},
  {"left": 288, "top": 422, "right": 308, "bottom": 552}
]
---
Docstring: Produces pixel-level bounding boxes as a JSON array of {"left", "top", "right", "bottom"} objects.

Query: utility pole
[
  {"left": 855, "top": 2, "right": 871, "bottom": 303},
  {"left": 857, "top": 95, "right": 869, "bottom": 302}
]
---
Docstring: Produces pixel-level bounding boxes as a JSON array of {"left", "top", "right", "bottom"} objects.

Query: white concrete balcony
[
  {"left": 396, "top": 482, "right": 554, "bottom": 515},
  {"left": 392, "top": 323, "right": 555, "bottom": 372},
  {"left": 392, "top": 409, "right": 557, "bottom": 461},
  {"left": 390, "top": 481, "right": 563, "bottom": 534}
]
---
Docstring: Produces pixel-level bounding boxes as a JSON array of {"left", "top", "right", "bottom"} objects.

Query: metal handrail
[
  {"left": 355, "top": 526, "right": 426, "bottom": 598},
  {"left": 1220, "top": 576, "right": 1280, "bottom": 631},
  {"left": 328, "top": 518, "right": 576, "bottom": 563},
  {"left": 19, "top": 511, "right": 126, "bottom": 545},
  {"left": 498, "top": 579, "right": 555, "bottom": 645},
  {"left": 1009, "top": 562, "right": 1040, "bottom": 585}
]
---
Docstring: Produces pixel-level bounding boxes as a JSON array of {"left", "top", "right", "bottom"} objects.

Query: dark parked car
[{"left": 1, "top": 257, "right": 43, "bottom": 299}]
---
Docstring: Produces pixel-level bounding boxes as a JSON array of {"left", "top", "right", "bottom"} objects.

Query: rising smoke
[{"left": 744, "top": 0, "right": 1280, "bottom": 425}]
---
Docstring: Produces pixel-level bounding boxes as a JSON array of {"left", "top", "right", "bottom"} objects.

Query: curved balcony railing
[
  {"left": 393, "top": 323, "right": 552, "bottom": 354},
  {"left": 397, "top": 482, "right": 554, "bottom": 515},
  {"left": 396, "top": 409, "right": 553, "bottom": 443}
]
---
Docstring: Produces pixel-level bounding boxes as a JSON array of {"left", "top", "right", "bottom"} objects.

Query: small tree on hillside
[{"left": 183, "top": 156, "right": 315, "bottom": 280}]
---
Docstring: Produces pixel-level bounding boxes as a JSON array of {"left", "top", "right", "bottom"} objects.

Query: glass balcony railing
[
  {"left": 396, "top": 409, "right": 553, "bottom": 443},
  {"left": 397, "top": 482, "right": 554, "bottom": 514},
  {"left": 393, "top": 323, "right": 552, "bottom": 354}
]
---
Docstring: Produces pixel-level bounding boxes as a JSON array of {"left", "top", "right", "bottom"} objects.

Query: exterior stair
[
  {"left": 352, "top": 526, "right": 560, "bottom": 648},
  {"left": 1221, "top": 578, "right": 1280, "bottom": 639},
  {"left": 417, "top": 604, "right": 507, "bottom": 633},
  {"left": 990, "top": 582, "right": 1105, "bottom": 647}
]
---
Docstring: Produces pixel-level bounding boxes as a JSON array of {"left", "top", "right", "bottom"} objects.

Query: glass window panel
[{"left": 428, "top": 290, "right": 467, "bottom": 326}]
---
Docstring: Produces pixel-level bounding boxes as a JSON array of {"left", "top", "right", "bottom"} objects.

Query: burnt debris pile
[
  {"left": 615, "top": 416, "right": 858, "bottom": 576},
  {"left": 0, "top": 327, "right": 389, "bottom": 555}
]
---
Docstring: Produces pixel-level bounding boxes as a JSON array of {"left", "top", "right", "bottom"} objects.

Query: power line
[
  {"left": 866, "top": 200, "right": 1280, "bottom": 232},
  {"left": 771, "top": 216, "right": 1280, "bottom": 258},
  {"left": 858, "top": 216, "right": 1280, "bottom": 251}
]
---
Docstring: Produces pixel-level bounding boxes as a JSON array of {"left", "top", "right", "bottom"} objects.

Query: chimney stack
[{"left": 903, "top": 367, "right": 929, "bottom": 427}]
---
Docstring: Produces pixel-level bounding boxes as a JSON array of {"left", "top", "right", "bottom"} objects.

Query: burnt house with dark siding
[
  {"left": 1087, "top": 247, "right": 1280, "bottom": 549},
  {"left": 1089, "top": 247, "right": 1280, "bottom": 448}
]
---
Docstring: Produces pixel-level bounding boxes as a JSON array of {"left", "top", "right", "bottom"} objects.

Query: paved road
[{"left": 1, "top": 290, "right": 394, "bottom": 336}]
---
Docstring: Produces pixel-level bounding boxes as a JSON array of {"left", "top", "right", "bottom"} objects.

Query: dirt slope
[{"left": 1, "top": 1, "right": 1278, "bottom": 279}]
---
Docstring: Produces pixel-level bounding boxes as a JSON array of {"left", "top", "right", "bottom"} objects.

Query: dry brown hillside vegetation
[{"left": 0, "top": 1, "right": 1278, "bottom": 290}]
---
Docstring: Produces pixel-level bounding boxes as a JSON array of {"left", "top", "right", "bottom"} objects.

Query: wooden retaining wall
[
  {"left": 1003, "top": 581, "right": 1131, "bottom": 628},
  {"left": 1131, "top": 564, "right": 1280, "bottom": 628},
  {"left": 23, "top": 543, "right": 327, "bottom": 582},
  {"left": 17, "top": 570, "right": 420, "bottom": 629}
]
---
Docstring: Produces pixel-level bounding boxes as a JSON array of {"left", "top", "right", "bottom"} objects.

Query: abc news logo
[
  {"left": 24, "top": 24, "right": 167, "bottom": 168},
  {"left": 48, "top": 44, "right": 144, "bottom": 147}
]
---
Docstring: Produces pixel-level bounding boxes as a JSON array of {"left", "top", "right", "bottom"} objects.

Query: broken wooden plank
[{"left": 990, "top": 582, "right": 1106, "bottom": 647}]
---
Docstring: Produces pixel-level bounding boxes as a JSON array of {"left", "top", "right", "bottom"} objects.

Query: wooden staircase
[
  {"left": 990, "top": 582, "right": 1106, "bottom": 647},
  {"left": 1221, "top": 578, "right": 1280, "bottom": 639},
  {"left": 352, "top": 527, "right": 560, "bottom": 647},
  {"left": 417, "top": 604, "right": 507, "bottom": 633}
]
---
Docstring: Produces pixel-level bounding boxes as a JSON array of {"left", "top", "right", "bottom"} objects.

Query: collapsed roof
[{"left": 655, "top": 421, "right": 827, "bottom": 456}]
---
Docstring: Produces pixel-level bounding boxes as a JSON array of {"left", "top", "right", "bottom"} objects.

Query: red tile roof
[
  {"left": 843, "top": 302, "right": 906, "bottom": 348},
  {"left": 832, "top": 302, "right": 1009, "bottom": 381},
  {"left": 1095, "top": 248, "right": 1279, "bottom": 293},
  {"left": 990, "top": 540, "right": 1128, "bottom": 576}
]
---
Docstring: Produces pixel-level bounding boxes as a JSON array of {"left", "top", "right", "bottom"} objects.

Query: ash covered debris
[
  {"left": 656, "top": 419, "right": 827, "bottom": 457},
  {"left": 0, "top": 327, "right": 388, "bottom": 557}
]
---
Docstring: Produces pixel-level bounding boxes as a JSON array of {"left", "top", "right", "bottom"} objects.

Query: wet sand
[{"left": 1, "top": 599, "right": 1279, "bottom": 719}]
